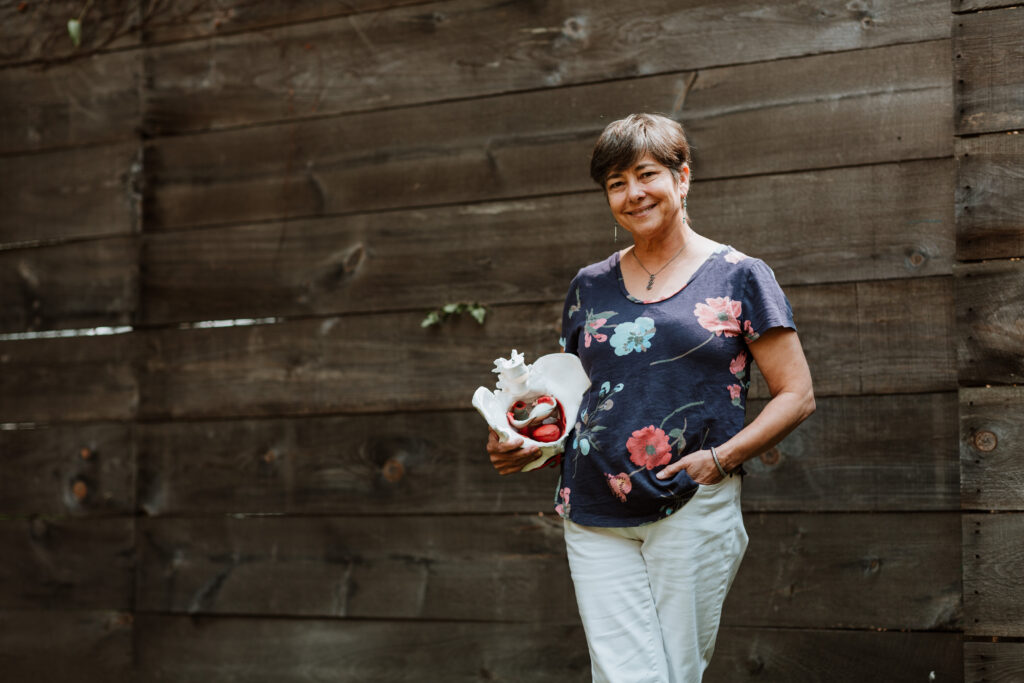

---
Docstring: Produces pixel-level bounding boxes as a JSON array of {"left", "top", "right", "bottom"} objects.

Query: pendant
[{"left": 646, "top": 274, "right": 655, "bottom": 290}]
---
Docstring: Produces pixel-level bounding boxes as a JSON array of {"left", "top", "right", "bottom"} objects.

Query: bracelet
[{"left": 710, "top": 446, "right": 728, "bottom": 479}]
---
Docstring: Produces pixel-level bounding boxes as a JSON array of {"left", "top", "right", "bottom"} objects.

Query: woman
[{"left": 487, "top": 113, "right": 814, "bottom": 683}]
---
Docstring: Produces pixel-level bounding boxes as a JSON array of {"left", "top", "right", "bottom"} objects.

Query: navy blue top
[{"left": 554, "top": 244, "right": 795, "bottom": 527}]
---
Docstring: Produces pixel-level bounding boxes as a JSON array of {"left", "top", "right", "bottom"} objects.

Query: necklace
[{"left": 631, "top": 240, "right": 688, "bottom": 291}]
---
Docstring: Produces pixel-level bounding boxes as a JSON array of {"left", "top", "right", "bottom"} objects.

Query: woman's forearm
[{"left": 716, "top": 387, "right": 815, "bottom": 472}]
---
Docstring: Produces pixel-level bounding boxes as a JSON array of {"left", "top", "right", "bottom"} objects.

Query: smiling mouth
[{"left": 627, "top": 202, "right": 658, "bottom": 216}]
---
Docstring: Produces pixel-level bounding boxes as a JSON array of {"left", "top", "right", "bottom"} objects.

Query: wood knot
[
  {"left": 906, "top": 249, "right": 927, "bottom": 268},
  {"left": 973, "top": 430, "right": 997, "bottom": 452},
  {"left": 72, "top": 480, "right": 88, "bottom": 502},
  {"left": 759, "top": 447, "right": 781, "bottom": 466},
  {"left": 80, "top": 447, "right": 93, "bottom": 460},
  {"left": 263, "top": 449, "right": 278, "bottom": 464},
  {"left": 381, "top": 457, "right": 405, "bottom": 483}
]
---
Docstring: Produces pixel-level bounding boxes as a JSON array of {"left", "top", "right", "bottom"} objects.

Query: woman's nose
[{"left": 628, "top": 180, "right": 646, "bottom": 200}]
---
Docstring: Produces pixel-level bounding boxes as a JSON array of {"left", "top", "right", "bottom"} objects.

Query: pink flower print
[
  {"left": 724, "top": 249, "right": 748, "bottom": 264},
  {"left": 626, "top": 425, "right": 672, "bottom": 470},
  {"left": 694, "top": 297, "right": 742, "bottom": 337},
  {"left": 555, "top": 487, "right": 571, "bottom": 515},
  {"left": 743, "top": 319, "right": 760, "bottom": 342},
  {"left": 605, "top": 472, "right": 632, "bottom": 502},
  {"left": 728, "top": 384, "right": 742, "bottom": 400},
  {"left": 584, "top": 318, "right": 608, "bottom": 348},
  {"left": 729, "top": 351, "right": 748, "bottom": 376}
]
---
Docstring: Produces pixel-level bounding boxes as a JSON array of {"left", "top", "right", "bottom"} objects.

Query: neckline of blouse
[{"left": 614, "top": 244, "right": 725, "bottom": 305}]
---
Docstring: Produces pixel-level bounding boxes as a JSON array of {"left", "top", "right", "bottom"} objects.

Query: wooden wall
[{"left": 0, "top": 1, "right": 1020, "bottom": 680}]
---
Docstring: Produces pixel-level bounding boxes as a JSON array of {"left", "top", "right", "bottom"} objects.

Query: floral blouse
[{"left": 555, "top": 244, "right": 795, "bottom": 527}]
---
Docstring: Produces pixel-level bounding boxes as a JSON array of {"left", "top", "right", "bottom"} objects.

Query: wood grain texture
[
  {"left": 743, "top": 392, "right": 958, "bottom": 512},
  {"left": 0, "top": 235, "right": 138, "bottom": 333},
  {"left": 134, "top": 512, "right": 959, "bottom": 630},
  {"left": 963, "top": 512, "right": 1024, "bottom": 636},
  {"left": 0, "top": 332, "right": 138, "bottom": 423},
  {"left": 143, "top": 0, "right": 949, "bottom": 134},
  {"left": 954, "top": 0, "right": 1024, "bottom": 10},
  {"left": 724, "top": 512, "right": 961, "bottom": 631},
  {"left": 138, "top": 278, "right": 954, "bottom": 420},
  {"left": 136, "top": 514, "right": 579, "bottom": 622},
  {"left": 0, "top": 142, "right": 141, "bottom": 246},
  {"left": 0, "top": 50, "right": 140, "bottom": 155},
  {"left": 134, "top": 616, "right": 591, "bottom": 682},
  {"left": 961, "top": 386, "right": 1024, "bottom": 511},
  {"left": 956, "top": 133, "right": 1024, "bottom": 260},
  {"left": 0, "top": 517, "right": 134, "bottom": 610},
  {"left": 0, "top": 609, "right": 133, "bottom": 681},
  {"left": 0, "top": 0, "right": 140, "bottom": 67},
  {"left": 965, "top": 641, "right": 1024, "bottom": 683},
  {"left": 0, "top": 422, "right": 135, "bottom": 516},
  {"left": 707, "top": 628, "right": 962, "bottom": 683},
  {"left": 136, "top": 411, "right": 558, "bottom": 516},
  {"left": 956, "top": 260, "right": 1024, "bottom": 385},
  {"left": 140, "top": 159, "right": 953, "bottom": 325},
  {"left": 145, "top": 40, "right": 951, "bottom": 230},
  {"left": 955, "top": 8, "right": 1024, "bottom": 135}
]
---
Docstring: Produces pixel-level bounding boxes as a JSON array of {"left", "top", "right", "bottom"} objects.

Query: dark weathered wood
[
  {"left": 0, "top": 235, "right": 138, "bottom": 333},
  {"left": 135, "top": 512, "right": 958, "bottom": 630},
  {"left": 956, "top": 133, "right": 1024, "bottom": 260},
  {"left": 134, "top": 615, "right": 591, "bottom": 682},
  {"left": 140, "top": 159, "right": 953, "bottom": 324},
  {"left": 0, "top": 142, "right": 140, "bottom": 245},
  {"left": 0, "top": 517, "right": 134, "bottom": 610},
  {"left": 956, "top": 260, "right": 1024, "bottom": 385},
  {"left": 146, "top": 40, "right": 951, "bottom": 229},
  {"left": 724, "top": 512, "right": 961, "bottom": 630},
  {"left": 0, "top": 332, "right": 138, "bottom": 423},
  {"left": 965, "top": 641, "right": 1024, "bottom": 683},
  {"left": 0, "top": 0, "right": 141, "bottom": 66},
  {"left": 961, "top": 386, "right": 1024, "bottom": 511},
  {"left": 0, "top": 609, "right": 133, "bottom": 681},
  {"left": 137, "top": 393, "right": 957, "bottom": 517},
  {"left": 955, "top": 8, "right": 1024, "bottom": 135},
  {"left": 143, "top": 0, "right": 949, "bottom": 134},
  {"left": 136, "top": 514, "right": 579, "bottom": 622},
  {"left": 139, "top": 278, "right": 953, "bottom": 420},
  {"left": 0, "top": 50, "right": 141, "bottom": 155},
  {"left": 0, "top": 422, "right": 135, "bottom": 516},
  {"left": 707, "top": 628, "right": 962, "bottom": 683},
  {"left": 963, "top": 512, "right": 1024, "bottom": 636},
  {"left": 744, "top": 392, "right": 958, "bottom": 511},
  {"left": 136, "top": 411, "right": 558, "bottom": 516}
]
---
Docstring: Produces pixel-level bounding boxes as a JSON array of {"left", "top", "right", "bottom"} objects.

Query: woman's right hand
[{"left": 487, "top": 429, "right": 541, "bottom": 475}]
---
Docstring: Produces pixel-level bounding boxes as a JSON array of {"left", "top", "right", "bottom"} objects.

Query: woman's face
[{"left": 604, "top": 155, "right": 689, "bottom": 240}]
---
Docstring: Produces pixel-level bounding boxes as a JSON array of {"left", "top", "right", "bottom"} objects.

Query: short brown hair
[{"left": 589, "top": 113, "right": 692, "bottom": 187}]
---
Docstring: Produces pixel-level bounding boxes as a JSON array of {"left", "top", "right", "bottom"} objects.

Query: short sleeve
[
  {"left": 740, "top": 259, "right": 795, "bottom": 343},
  {"left": 560, "top": 275, "right": 583, "bottom": 356}
]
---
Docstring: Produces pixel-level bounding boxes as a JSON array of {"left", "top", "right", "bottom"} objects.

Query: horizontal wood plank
[
  {"left": 135, "top": 616, "right": 591, "bottom": 682},
  {"left": 136, "top": 411, "right": 558, "bottom": 516},
  {"left": 0, "top": 422, "right": 135, "bottom": 516},
  {"left": 0, "top": 235, "right": 138, "bottom": 333},
  {"left": 744, "top": 392, "right": 958, "bottom": 511},
  {"left": 139, "top": 277, "right": 954, "bottom": 420},
  {"left": 0, "top": 332, "right": 138, "bottom": 423},
  {"left": 0, "top": 517, "right": 134, "bottom": 610},
  {"left": 137, "top": 393, "right": 957, "bottom": 517},
  {"left": 141, "top": 159, "right": 953, "bottom": 324},
  {"left": 964, "top": 641, "right": 1024, "bottom": 683},
  {"left": 135, "top": 512, "right": 959, "bottom": 630},
  {"left": 0, "top": 50, "right": 140, "bottom": 155},
  {"left": 136, "top": 514, "right": 579, "bottom": 622},
  {"left": 143, "top": 0, "right": 949, "bottom": 135},
  {"left": 0, "top": 609, "right": 133, "bottom": 681},
  {"left": 961, "top": 385, "right": 1024, "bottom": 511},
  {"left": 0, "top": 0, "right": 140, "bottom": 67},
  {"left": 956, "top": 260, "right": 1024, "bottom": 385},
  {"left": 707, "top": 628, "right": 962, "bottom": 683},
  {"left": 724, "top": 512, "right": 961, "bottom": 631},
  {"left": 963, "top": 512, "right": 1024, "bottom": 636},
  {"left": 954, "top": 8, "right": 1024, "bottom": 135},
  {"left": 954, "top": 1, "right": 1024, "bottom": 11},
  {"left": 956, "top": 133, "right": 1024, "bottom": 260},
  {"left": 146, "top": 40, "right": 951, "bottom": 230},
  {"left": 0, "top": 142, "right": 140, "bottom": 246}
]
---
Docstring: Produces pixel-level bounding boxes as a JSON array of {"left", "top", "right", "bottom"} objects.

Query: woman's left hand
[{"left": 655, "top": 449, "right": 723, "bottom": 485}]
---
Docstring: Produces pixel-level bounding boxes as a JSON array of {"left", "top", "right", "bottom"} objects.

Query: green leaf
[
  {"left": 442, "top": 303, "right": 459, "bottom": 314},
  {"left": 67, "top": 18, "right": 82, "bottom": 47},
  {"left": 469, "top": 305, "right": 487, "bottom": 324},
  {"left": 421, "top": 311, "right": 441, "bottom": 327},
  {"left": 668, "top": 428, "right": 683, "bottom": 439}
]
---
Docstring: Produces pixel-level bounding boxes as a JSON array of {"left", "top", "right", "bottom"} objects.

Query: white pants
[{"left": 563, "top": 475, "right": 748, "bottom": 683}]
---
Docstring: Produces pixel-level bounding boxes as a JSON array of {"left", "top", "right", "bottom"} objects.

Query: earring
[{"left": 613, "top": 223, "right": 619, "bottom": 242}]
